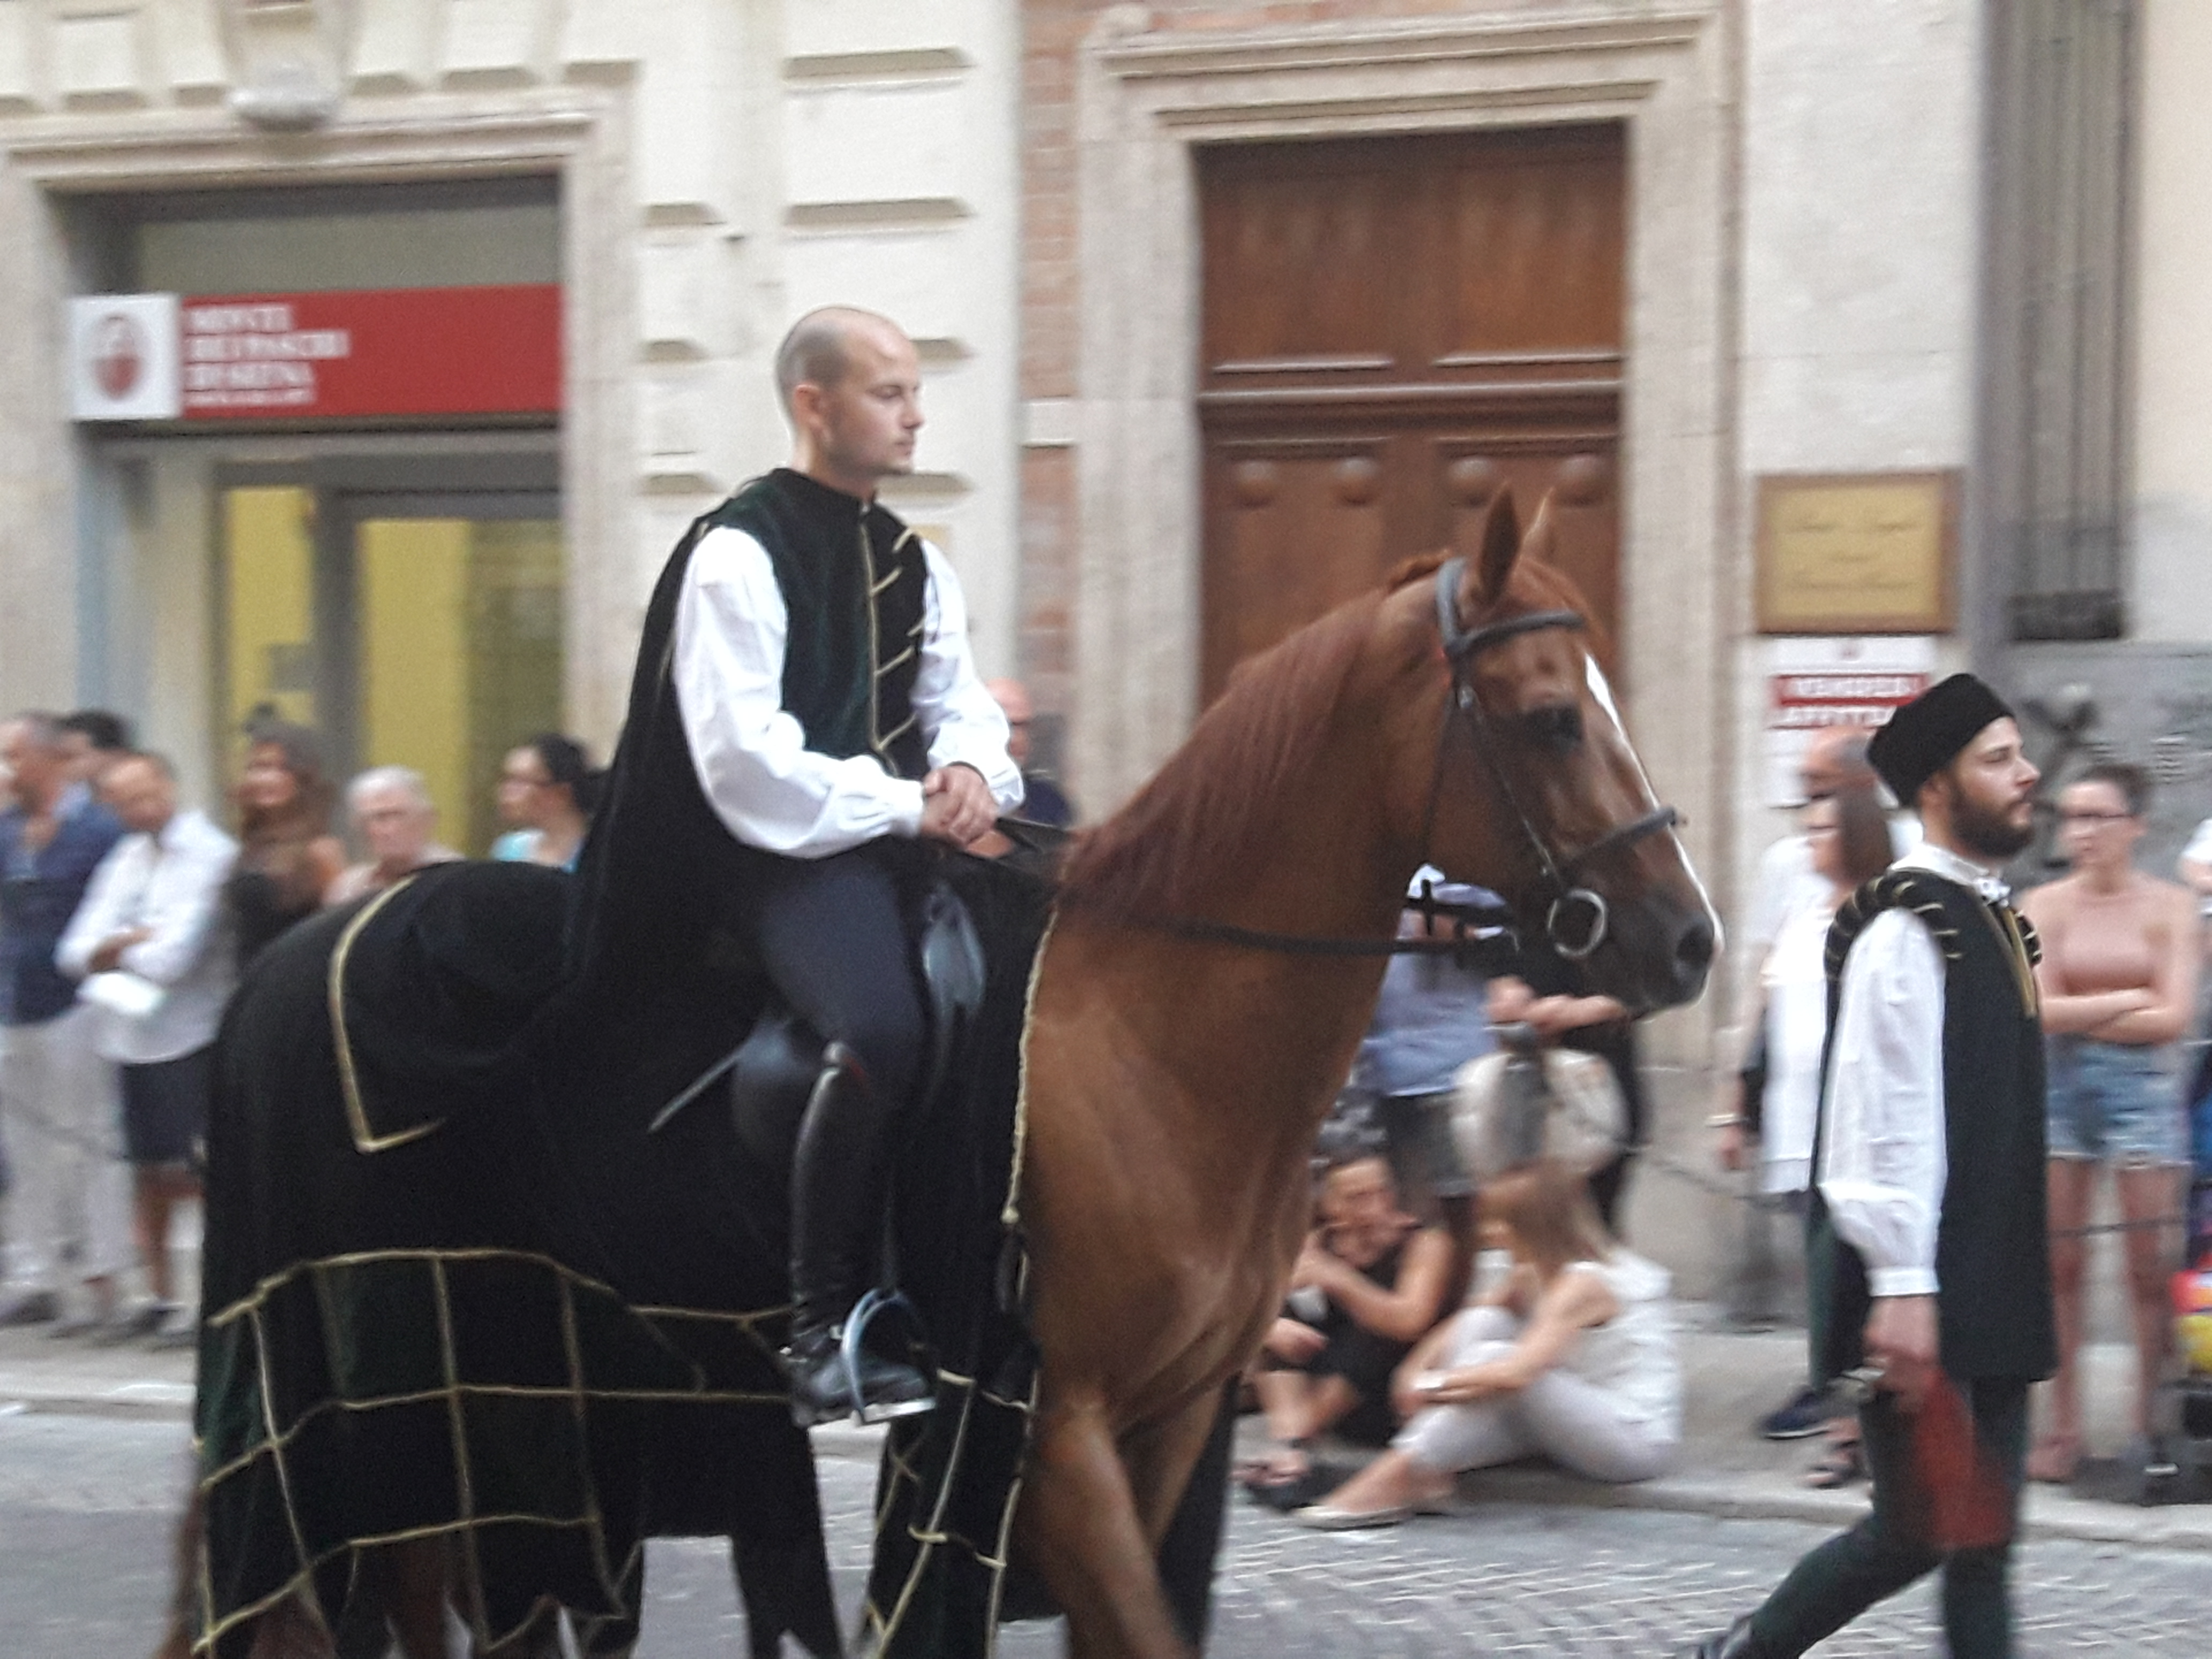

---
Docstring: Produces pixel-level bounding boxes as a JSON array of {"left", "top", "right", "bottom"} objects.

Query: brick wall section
[{"left": 1017, "top": 2, "right": 1503, "bottom": 766}]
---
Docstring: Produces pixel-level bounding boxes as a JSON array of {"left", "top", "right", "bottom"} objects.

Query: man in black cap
[{"left": 1686, "top": 674, "right": 2054, "bottom": 1659}]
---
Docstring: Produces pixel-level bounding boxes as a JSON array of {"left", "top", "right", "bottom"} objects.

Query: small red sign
[
  {"left": 178, "top": 284, "right": 560, "bottom": 420},
  {"left": 1767, "top": 670, "right": 1930, "bottom": 731}
]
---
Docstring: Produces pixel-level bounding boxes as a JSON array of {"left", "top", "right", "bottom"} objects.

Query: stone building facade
[
  {"left": 0, "top": 0, "right": 1022, "bottom": 848},
  {"left": 1018, "top": 0, "right": 2212, "bottom": 1287},
  {"left": 4, "top": 2, "right": 2207, "bottom": 1289}
]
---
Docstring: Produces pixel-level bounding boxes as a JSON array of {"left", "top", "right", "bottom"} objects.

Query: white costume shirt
[
  {"left": 1816, "top": 840, "right": 2005, "bottom": 1299},
  {"left": 56, "top": 809, "right": 238, "bottom": 1065},
  {"left": 674, "top": 523, "right": 1023, "bottom": 858}
]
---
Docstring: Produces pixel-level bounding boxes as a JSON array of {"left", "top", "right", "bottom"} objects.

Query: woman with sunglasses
[
  {"left": 2019, "top": 761, "right": 2198, "bottom": 1483},
  {"left": 491, "top": 734, "right": 602, "bottom": 872}
]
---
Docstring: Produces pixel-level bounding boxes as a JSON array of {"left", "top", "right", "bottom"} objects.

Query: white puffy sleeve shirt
[{"left": 672, "top": 525, "right": 1023, "bottom": 860}]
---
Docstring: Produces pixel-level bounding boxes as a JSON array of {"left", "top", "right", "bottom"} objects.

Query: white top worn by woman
[
  {"left": 1560, "top": 1250, "right": 1680, "bottom": 1441},
  {"left": 1757, "top": 892, "right": 1834, "bottom": 1196}
]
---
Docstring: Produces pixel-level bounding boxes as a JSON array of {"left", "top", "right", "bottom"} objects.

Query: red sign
[
  {"left": 1767, "top": 670, "right": 1931, "bottom": 731},
  {"left": 178, "top": 284, "right": 559, "bottom": 419}
]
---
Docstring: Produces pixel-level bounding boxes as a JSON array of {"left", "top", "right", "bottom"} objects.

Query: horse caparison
[{"left": 173, "top": 486, "right": 1712, "bottom": 1658}]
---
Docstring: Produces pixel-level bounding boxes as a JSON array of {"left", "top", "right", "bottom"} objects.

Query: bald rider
[{"left": 671, "top": 308, "right": 1021, "bottom": 1424}]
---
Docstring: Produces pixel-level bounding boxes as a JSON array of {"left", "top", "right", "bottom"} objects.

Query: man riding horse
[{"left": 571, "top": 305, "right": 1021, "bottom": 1426}]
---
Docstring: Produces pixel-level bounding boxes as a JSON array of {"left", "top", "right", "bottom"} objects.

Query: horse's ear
[
  {"left": 1462, "top": 486, "right": 1521, "bottom": 612},
  {"left": 1520, "top": 490, "right": 1559, "bottom": 570}
]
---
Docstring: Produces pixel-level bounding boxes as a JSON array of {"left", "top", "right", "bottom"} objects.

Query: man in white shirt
[
  {"left": 56, "top": 752, "right": 236, "bottom": 1344},
  {"left": 578, "top": 307, "right": 1021, "bottom": 1426},
  {"left": 1690, "top": 676, "right": 2053, "bottom": 1659}
]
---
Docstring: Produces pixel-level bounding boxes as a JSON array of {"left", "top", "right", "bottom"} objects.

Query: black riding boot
[{"left": 783, "top": 1044, "right": 933, "bottom": 1428}]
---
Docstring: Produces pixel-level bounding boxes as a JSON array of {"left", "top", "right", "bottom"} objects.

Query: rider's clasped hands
[{"left": 919, "top": 763, "right": 998, "bottom": 847}]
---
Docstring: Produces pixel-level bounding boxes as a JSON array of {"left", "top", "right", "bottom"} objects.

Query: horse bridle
[
  {"left": 1426, "top": 556, "right": 1681, "bottom": 960},
  {"left": 1153, "top": 557, "right": 1679, "bottom": 962}
]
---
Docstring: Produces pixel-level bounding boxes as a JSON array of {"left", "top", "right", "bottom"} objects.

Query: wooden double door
[{"left": 1198, "top": 124, "right": 1626, "bottom": 700}]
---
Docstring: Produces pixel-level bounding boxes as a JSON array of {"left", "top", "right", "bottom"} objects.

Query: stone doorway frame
[
  {"left": 0, "top": 85, "right": 634, "bottom": 740},
  {"left": 1068, "top": 7, "right": 1732, "bottom": 1002}
]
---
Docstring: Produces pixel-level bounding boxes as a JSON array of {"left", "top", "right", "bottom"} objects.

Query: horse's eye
[{"left": 1525, "top": 705, "right": 1583, "bottom": 754}]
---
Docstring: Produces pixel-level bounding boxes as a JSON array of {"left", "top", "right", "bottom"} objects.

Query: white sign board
[
  {"left": 1766, "top": 636, "right": 1938, "bottom": 806},
  {"left": 68, "top": 293, "right": 182, "bottom": 421}
]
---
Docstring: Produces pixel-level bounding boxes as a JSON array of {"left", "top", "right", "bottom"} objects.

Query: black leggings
[{"left": 745, "top": 848, "right": 925, "bottom": 1104}]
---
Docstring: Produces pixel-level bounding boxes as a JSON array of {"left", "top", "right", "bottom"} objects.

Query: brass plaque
[{"left": 1755, "top": 472, "right": 1957, "bottom": 634}]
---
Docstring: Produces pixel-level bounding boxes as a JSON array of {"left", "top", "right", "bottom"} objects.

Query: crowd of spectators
[
  {"left": 0, "top": 709, "right": 605, "bottom": 1347},
  {"left": 0, "top": 679, "right": 1089, "bottom": 1350},
  {"left": 1241, "top": 708, "right": 2212, "bottom": 1533},
  {"left": 1235, "top": 864, "right": 1687, "bottom": 1526}
]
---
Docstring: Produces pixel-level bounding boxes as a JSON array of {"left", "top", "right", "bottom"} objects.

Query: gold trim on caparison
[{"left": 326, "top": 877, "right": 446, "bottom": 1155}]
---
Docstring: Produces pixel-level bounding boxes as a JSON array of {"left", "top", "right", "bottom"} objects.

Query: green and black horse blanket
[{"left": 193, "top": 852, "right": 1080, "bottom": 1657}]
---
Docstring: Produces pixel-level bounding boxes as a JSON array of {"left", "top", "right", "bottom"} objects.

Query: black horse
[{"left": 180, "top": 850, "right": 1219, "bottom": 1659}]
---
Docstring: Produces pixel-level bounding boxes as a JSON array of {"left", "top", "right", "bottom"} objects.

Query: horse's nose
[{"left": 1670, "top": 913, "right": 1715, "bottom": 998}]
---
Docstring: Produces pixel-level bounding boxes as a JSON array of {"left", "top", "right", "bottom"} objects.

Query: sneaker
[
  {"left": 150, "top": 1305, "right": 198, "bottom": 1350},
  {"left": 92, "top": 1302, "right": 173, "bottom": 1347},
  {"left": 1757, "top": 1384, "right": 1836, "bottom": 1440},
  {"left": 0, "top": 1289, "right": 59, "bottom": 1328}
]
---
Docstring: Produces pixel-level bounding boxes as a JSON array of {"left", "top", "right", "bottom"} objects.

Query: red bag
[{"left": 1909, "top": 1374, "right": 2014, "bottom": 1552}]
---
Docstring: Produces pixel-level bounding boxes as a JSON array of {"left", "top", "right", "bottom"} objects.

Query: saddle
[{"left": 652, "top": 872, "right": 992, "bottom": 1220}]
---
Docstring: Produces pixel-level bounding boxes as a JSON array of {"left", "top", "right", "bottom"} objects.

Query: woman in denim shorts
[{"left": 2021, "top": 763, "right": 2199, "bottom": 1482}]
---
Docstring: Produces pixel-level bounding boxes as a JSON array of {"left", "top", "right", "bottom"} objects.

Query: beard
[{"left": 1951, "top": 788, "right": 2034, "bottom": 860}]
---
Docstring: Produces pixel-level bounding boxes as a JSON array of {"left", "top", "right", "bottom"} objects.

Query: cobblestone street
[
  {"left": 5, "top": 1351, "right": 2208, "bottom": 1657},
  {"left": 794, "top": 1453, "right": 2208, "bottom": 1659}
]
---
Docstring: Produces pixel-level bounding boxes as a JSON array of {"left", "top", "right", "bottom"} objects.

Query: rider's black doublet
[{"left": 566, "top": 468, "right": 931, "bottom": 1015}]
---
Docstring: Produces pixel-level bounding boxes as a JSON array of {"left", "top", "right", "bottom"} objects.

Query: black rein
[{"left": 1148, "top": 557, "right": 1682, "bottom": 962}]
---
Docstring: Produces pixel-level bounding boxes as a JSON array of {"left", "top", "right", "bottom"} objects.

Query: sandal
[
  {"left": 1803, "top": 1437, "right": 1865, "bottom": 1490},
  {"left": 1246, "top": 1466, "right": 1337, "bottom": 1513},
  {"left": 1237, "top": 1438, "right": 1314, "bottom": 1507}
]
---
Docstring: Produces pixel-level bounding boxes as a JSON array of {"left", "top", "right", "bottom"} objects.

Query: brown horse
[{"left": 1011, "top": 488, "right": 1713, "bottom": 1658}]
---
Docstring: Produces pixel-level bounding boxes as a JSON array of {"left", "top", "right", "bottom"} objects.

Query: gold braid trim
[{"left": 1826, "top": 871, "right": 1964, "bottom": 983}]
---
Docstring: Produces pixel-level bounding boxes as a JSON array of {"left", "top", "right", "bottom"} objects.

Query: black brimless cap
[{"left": 1867, "top": 672, "right": 2014, "bottom": 804}]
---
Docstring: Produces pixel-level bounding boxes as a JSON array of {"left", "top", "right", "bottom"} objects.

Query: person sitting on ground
[
  {"left": 1715, "top": 783, "right": 1895, "bottom": 1476},
  {"left": 1242, "top": 1146, "right": 1454, "bottom": 1506},
  {"left": 2020, "top": 761, "right": 2199, "bottom": 1484},
  {"left": 491, "top": 733, "right": 602, "bottom": 871},
  {"left": 1289, "top": 1156, "right": 1679, "bottom": 1528},
  {"left": 324, "top": 766, "right": 462, "bottom": 907}
]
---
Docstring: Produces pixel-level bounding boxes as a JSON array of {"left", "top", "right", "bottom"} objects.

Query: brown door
[{"left": 1198, "top": 125, "right": 1626, "bottom": 700}]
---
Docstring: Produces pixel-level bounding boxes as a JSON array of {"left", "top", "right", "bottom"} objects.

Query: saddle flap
[
  {"left": 918, "top": 879, "right": 989, "bottom": 1038},
  {"left": 728, "top": 1006, "right": 826, "bottom": 1168}
]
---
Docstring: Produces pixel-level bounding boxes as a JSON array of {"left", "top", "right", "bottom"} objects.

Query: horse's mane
[
  {"left": 1058, "top": 560, "right": 1438, "bottom": 922},
  {"left": 1057, "top": 547, "right": 1604, "bottom": 924}
]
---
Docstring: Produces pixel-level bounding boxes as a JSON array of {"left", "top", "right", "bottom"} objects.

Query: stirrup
[{"left": 840, "top": 1287, "right": 933, "bottom": 1424}]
